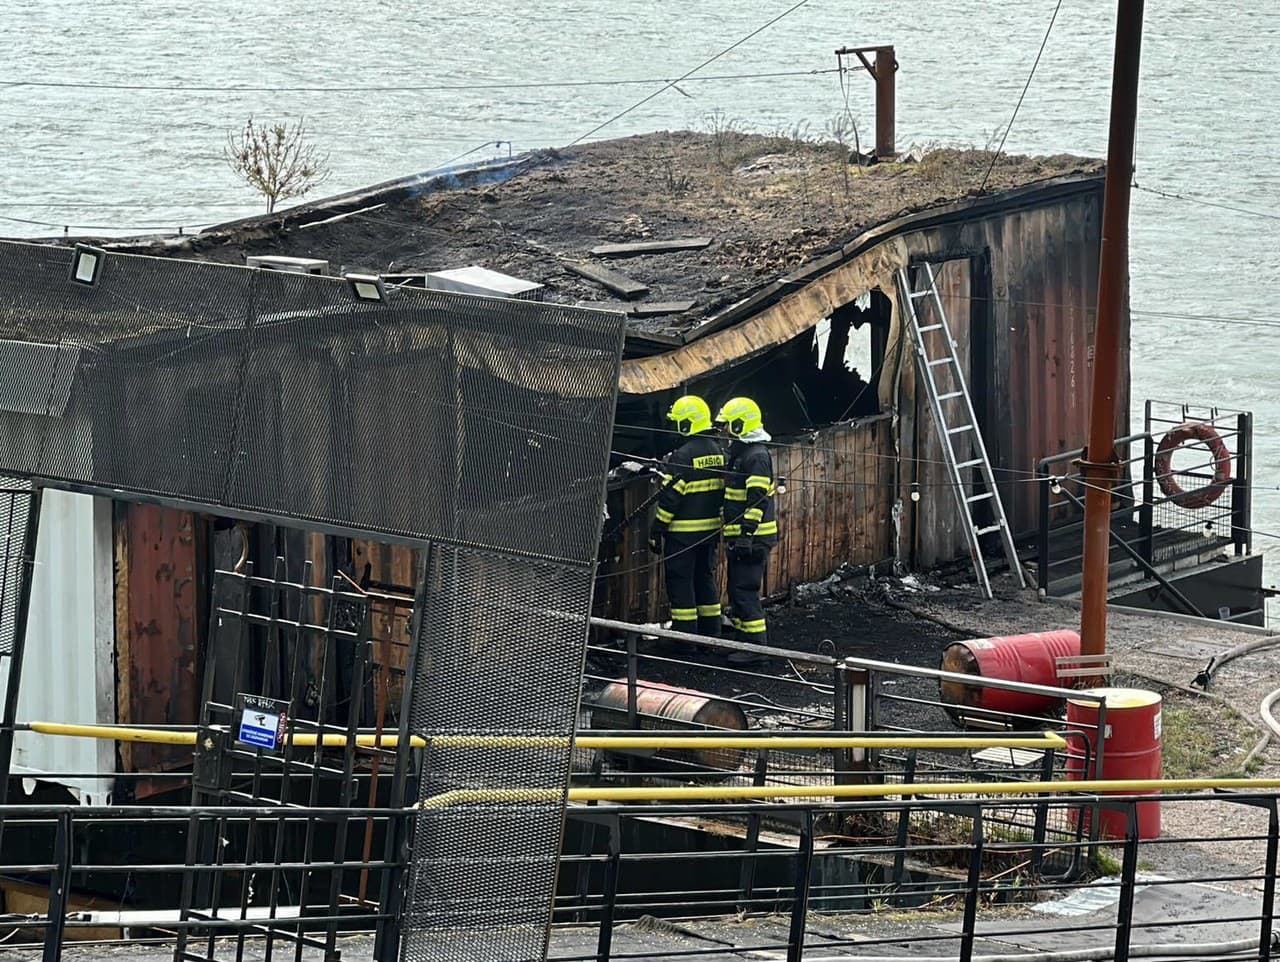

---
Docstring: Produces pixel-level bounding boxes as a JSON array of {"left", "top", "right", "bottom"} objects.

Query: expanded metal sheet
[
  {"left": 401, "top": 546, "right": 596, "bottom": 962},
  {"left": 0, "top": 477, "right": 31, "bottom": 656},
  {"left": 0, "top": 239, "right": 624, "bottom": 561}
]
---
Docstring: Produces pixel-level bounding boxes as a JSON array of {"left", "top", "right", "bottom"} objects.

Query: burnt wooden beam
[
  {"left": 564, "top": 260, "right": 650, "bottom": 300},
  {"left": 590, "top": 237, "right": 712, "bottom": 257},
  {"left": 626, "top": 300, "right": 696, "bottom": 318}
]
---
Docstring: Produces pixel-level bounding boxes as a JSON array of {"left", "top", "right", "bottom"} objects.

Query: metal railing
[
  {"left": 584, "top": 618, "right": 1107, "bottom": 806},
  {"left": 1035, "top": 401, "right": 1253, "bottom": 610},
  {"left": 0, "top": 803, "right": 411, "bottom": 962},
  {"left": 550, "top": 791, "right": 1280, "bottom": 962},
  {"left": 5, "top": 789, "right": 1279, "bottom": 962}
]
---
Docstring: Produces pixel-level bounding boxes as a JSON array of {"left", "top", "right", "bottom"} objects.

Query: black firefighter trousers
[
  {"left": 663, "top": 535, "right": 722, "bottom": 637},
  {"left": 728, "top": 546, "right": 771, "bottom": 644}
]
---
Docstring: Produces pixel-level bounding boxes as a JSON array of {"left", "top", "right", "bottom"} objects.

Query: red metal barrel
[
  {"left": 590, "top": 679, "right": 748, "bottom": 770},
  {"left": 939, "top": 630, "right": 1081, "bottom": 720},
  {"left": 1065, "top": 688, "right": 1162, "bottom": 840}
]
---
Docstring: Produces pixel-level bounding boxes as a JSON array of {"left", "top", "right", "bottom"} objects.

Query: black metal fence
[
  {"left": 2, "top": 791, "right": 1275, "bottom": 962},
  {"left": 0, "top": 803, "right": 412, "bottom": 962},
  {"left": 1035, "top": 400, "right": 1252, "bottom": 608},
  {"left": 550, "top": 792, "right": 1280, "bottom": 962}
]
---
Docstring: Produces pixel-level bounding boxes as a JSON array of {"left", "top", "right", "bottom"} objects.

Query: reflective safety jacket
[
  {"left": 652, "top": 435, "right": 727, "bottom": 540},
  {"left": 723, "top": 441, "right": 778, "bottom": 544}
]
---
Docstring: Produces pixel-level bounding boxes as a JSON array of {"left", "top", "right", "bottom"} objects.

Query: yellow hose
[
  {"left": 418, "top": 776, "right": 1280, "bottom": 809},
  {"left": 21, "top": 721, "right": 1065, "bottom": 752}
]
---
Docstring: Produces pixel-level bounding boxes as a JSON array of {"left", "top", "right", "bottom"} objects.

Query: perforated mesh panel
[
  {"left": 0, "top": 240, "right": 623, "bottom": 561},
  {"left": 402, "top": 546, "right": 596, "bottom": 962},
  {"left": 0, "top": 477, "right": 32, "bottom": 656}
]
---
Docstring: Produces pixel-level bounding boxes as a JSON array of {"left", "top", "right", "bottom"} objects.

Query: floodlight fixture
[
  {"left": 69, "top": 244, "right": 106, "bottom": 287},
  {"left": 345, "top": 273, "right": 388, "bottom": 304}
]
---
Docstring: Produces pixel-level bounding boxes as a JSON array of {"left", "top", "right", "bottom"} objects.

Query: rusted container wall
[
  {"left": 115, "top": 503, "right": 203, "bottom": 786},
  {"left": 595, "top": 415, "right": 895, "bottom": 624},
  {"left": 980, "top": 185, "right": 1111, "bottom": 535},
  {"left": 898, "top": 180, "right": 1115, "bottom": 546}
]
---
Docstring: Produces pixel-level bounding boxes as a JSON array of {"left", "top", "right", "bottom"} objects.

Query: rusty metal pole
[
  {"left": 874, "top": 46, "right": 896, "bottom": 158},
  {"left": 1080, "top": 0, "right": 1145, "bottom": 659},
  {"left": 835, "top": 45, "right": 897, "bottom": 159}
]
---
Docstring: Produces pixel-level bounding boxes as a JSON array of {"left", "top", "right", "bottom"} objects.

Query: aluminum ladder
[{"left": 896, "top": 263, "right": 1024, "bottom": 598}]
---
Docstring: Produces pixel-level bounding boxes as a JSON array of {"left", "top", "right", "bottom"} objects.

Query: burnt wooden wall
[{"left": 595, "top": 415, "right": 896, "bottom": 625}]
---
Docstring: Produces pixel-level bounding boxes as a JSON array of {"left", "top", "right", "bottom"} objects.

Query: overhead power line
[
  {"left": 1133, "top": 182, "right": 1280, "bottom": 223},
  {"left": 978, "top": 0, "right": 1065, "bottom": 194},
  {"left": 566, "top": 0, "right": 817, "bottom": 148},
  {"left": 0, "top": 67, "right": 838, "bottom": 95}
]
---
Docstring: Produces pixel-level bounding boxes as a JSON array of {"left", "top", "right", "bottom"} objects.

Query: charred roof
[{"left": 109, "top": 131, "right": 1101, "bottom": 340}]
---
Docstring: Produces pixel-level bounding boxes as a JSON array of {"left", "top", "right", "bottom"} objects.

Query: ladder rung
[
  {"left": 917, "top": 323, "right": 943, "bottom": 333},
  {"left": 909, "top": 290, "right": 931, "bottom": 299},
  {"left": 975, "top": 523, "right": 1005, "bottom": 536},
  {"left": 927, "top": 357, "right": 954, "bottom": 367},
  {"left": 966, "top": 492, "right": 995, "bottom": 504},
  {"left": 947, "top": 424, "right": 974, "bottom": 435},
  {"left": 957, "top": 459, "right": 983, "bottom": 469},
  {"left": 938, "top": 391, "right": 964, "bottom": 401}
]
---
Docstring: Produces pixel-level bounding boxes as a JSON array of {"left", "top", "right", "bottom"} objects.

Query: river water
[{"left": 2, "top": 0, "right": 1278, "bottom": 604}]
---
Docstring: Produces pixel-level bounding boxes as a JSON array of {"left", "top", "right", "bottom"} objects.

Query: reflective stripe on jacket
[
  {"left": 722, "top": 441, "right": 777, "bottom": 543},
  {"left": 653, "top": 435, "right": 727, "bottom": 537}
]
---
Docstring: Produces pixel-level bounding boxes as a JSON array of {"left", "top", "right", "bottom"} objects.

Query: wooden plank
[
  {"left": 564, "top": 260, "right": 650, "bottom": 300},
  {"left": 626, "top": 300, "right": 696, "bottom": 317},
  {"left": 590, "top": 237, "right": 712, "bottom": 258}
]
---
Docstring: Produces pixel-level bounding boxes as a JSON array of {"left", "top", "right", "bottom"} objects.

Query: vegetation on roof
[{"left": 118, "top": 129, "right": 1101, "bottom": 336}]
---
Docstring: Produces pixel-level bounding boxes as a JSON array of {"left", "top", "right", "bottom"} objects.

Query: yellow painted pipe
[
  {"left": 21, "top": 721, "right": 1065, "bottom": 753},
  {"left": 27, "top": 722, "right": 201, "bottom": 746},
  {"left": 418, "top": 776, "right": 1280, "bottom": 809}
]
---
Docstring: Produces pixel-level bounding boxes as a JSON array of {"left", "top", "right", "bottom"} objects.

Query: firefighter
[
  {"left": 716, "top": 396, "right": 777, "bottom": 646},
  {"left": 647, "top": 395, "right": 727, "bottom": 637}
]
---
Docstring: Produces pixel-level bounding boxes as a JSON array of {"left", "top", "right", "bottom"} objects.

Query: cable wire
[
  {"left": 1134, "top": 182, "right": 1280, "bottom": 223},
  {"left": 565, "top": 0, "right": 817, "bottom": 148},
  {"left": 0, "top": 67, "right": 838, "bottom": 95},
  {"left": 978, "top": 0, "right": 1065, "bottom": 194}
]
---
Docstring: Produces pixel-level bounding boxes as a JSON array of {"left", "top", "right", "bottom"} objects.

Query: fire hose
[
  {"left": 1261, "top": 686, "right": 1280, "bottom": 740},
  {"left": 1194, "top": 633, "right": 1280, "bottom": 690}
]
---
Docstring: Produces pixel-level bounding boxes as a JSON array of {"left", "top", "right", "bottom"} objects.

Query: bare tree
[{"left": 224, "top": 117, "right": 330, "bottom": 213}]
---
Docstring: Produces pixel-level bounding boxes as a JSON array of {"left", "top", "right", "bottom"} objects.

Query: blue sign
[{"left": 237, "top": 705, "right": 284, "bottom": 751}]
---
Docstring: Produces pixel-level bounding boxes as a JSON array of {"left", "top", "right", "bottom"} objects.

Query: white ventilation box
[
  {"left": 246, "top": 255, "right": 330, "bottom": 276},
  {"left": 424, "top": 266, "right": 544, "bottom": 301}
]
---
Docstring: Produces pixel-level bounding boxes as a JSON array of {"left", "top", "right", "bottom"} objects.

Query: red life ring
[{"left": 1153, "top": 421, "right": 1232, "bottom": 510}]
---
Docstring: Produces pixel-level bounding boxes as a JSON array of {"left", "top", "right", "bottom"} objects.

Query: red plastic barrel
[
  {"left": 939, "top": 630, "right": 1081, "bottom": 720},
  {"left": 1065, "top": 688, "right": 1162, "bottom": 840}
]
